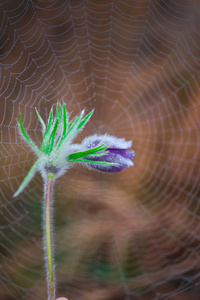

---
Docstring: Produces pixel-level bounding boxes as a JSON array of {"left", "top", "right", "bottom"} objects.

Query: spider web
[{"left": 1, "top": 0, "right": 200, "bottom": 299}]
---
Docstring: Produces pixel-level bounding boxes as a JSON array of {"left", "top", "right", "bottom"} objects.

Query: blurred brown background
[{"left": 1, "top": 0, "right": 200, "bottom": 299}]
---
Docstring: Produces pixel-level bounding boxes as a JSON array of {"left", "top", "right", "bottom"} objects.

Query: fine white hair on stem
[{"left": 42, "top": 175, "right": 56, "bottom": 300}]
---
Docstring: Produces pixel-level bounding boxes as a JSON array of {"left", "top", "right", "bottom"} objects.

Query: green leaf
[
  {"left": 18, "top": 113, "right": 40, "bottom": 153},
  {"left": 68, "top": 110, "right": 85, "bottom": 132},
  {"left": 68, "top": 116, "right": 76, "bottom": 130},
  {"left": 71, "top": 158, "right": 117, "bottom": 166},
  {"left": 59, "top": 104, "right": 62, "bottom": 115},
  {"left": 55, "top": 104, "right": 67, "bottom": 150},
  {"left": 77, "top": 110, "right": 94, "bottom": 130},
  {"left": 41, "top": 108, "right": 53, "bottom": 152},
  {"left": 68, "top": 144, "right": 107, "bottom": 160},
  {"left": 46, "top": 108, "right": 53, "bottom": 135},
  {"left": 70, "top": 114, "right": 81, "bottom": 130},
  {"left": 48, "top": 118, "right": 59, "bottom": 152},
  {"left": 13, "top": 158, "right": 43, "bottom": 197},
  {"left": 55, "top": 103, "right": 62, "bottom": 121},
  {"left": 35, "top": 108, "right": 46, "bottom": 133},
  {"left": 63, "top": 113, "right": 82, "bottom": 141},
  {"left": 62, "top": 104, "right": 67, "bottom": 136}
]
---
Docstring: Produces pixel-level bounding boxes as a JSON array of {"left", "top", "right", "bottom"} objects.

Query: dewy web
[{"left": 1, "top": 1, "right": 200, "bottom": 300}]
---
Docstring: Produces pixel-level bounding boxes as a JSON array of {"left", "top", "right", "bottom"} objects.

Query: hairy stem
[{"left": 44, "top": 172, "right": 55, "bottom": 300}]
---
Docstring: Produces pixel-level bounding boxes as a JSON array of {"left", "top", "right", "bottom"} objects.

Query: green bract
[{"left": 19, "top": 104, "right": 95, "bottom": 155}]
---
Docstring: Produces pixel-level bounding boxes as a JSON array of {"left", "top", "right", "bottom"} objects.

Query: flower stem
[{"left": 45, "top": 172, "right": 55, "bottom": 300}]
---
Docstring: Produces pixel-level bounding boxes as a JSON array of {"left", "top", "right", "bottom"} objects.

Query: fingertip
[{"left": 56, "top": 298, "right": 68, "bottom": 300}]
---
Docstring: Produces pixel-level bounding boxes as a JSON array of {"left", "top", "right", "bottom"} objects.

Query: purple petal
[
  {"left": 107, "top": 148, "right": 134, "bottom": 159},
  {"left": 88, "top": 159, "right": 132, "bottom": 173},
  {"left": 83, "top": 149, "right": 134, "bottom": 173},
  {"left": 78, "top": 134, "right": 134, "bottom": 173}
]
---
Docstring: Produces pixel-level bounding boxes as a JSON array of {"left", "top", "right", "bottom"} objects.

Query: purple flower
[
  {"left": 79, "top": 134, "right": 134, "bottom": 172},
  {"left": 14, "top": 105, "right": 134, "bottom": 198}
]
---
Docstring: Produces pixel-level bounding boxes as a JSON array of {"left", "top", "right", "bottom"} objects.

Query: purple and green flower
[{"left": 14, "top": 103, "right": 134, "bottom": 300}]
